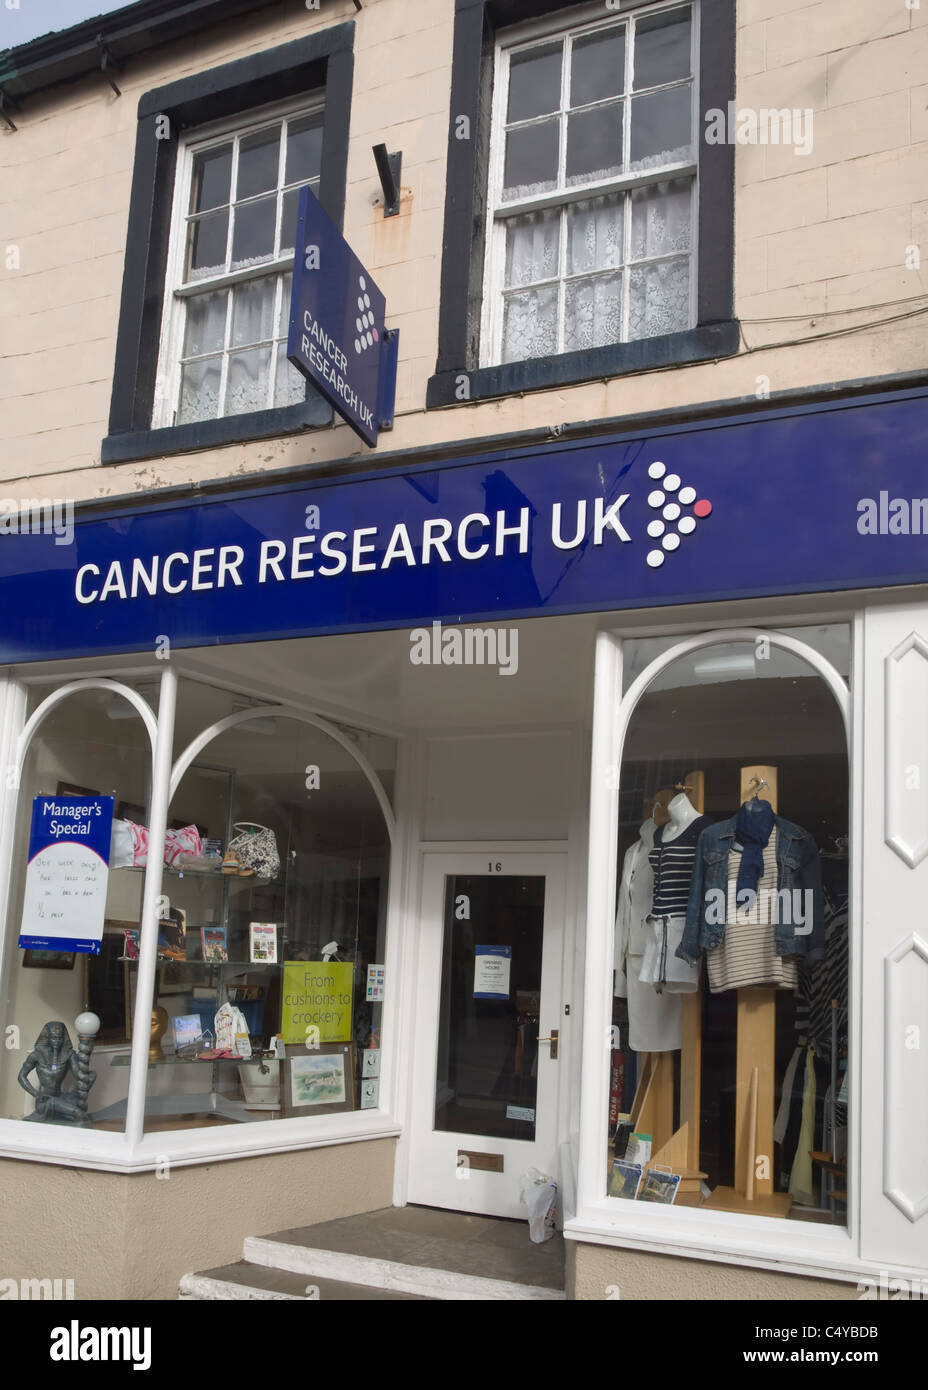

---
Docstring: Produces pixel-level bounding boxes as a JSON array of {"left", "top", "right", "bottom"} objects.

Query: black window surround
[
  {"left": 102, "top": 22, "right": 355, "bottom": 466},
  {"left": 427, "top": 0, "right": 738, "bottom": 410}
]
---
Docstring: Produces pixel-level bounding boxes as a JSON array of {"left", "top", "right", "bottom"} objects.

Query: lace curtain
[{"left": 501, "top": 182, "right": 691, "bottom": 362}]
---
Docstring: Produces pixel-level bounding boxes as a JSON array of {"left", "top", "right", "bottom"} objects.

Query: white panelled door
[{"left": 408, "top": 852, "right": 566, "bottom": 1218}]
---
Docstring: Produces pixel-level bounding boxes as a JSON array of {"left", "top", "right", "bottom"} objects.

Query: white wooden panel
[
  {"left": 860, "top": 603, "right": 928, "bottom": 1270},
  {"left": 885, "top": 633, "right": 928, "bottom": 867},
  {"left": 424, "top": 731, "right": 572, "bottom": 841},
  {"left": 884, "top": 934, "right": 928, "bottom": 1222}
]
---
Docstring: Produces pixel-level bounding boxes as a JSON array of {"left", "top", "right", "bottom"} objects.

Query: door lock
[{"left": 537, "top": 1028, "right": 558, "bottom": 1060}]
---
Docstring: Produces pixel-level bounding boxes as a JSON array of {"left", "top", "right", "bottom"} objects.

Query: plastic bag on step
[{"left": 520, "top": 1167, "right": 558, "bottom": 1243}]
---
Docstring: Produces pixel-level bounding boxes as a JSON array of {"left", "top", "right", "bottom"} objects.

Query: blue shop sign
[
  {"left": 0, "top": 388, "right": 927, "bottom": 665},
  {"left": 287, "top": 187, "right": 387, "bottom": 446}
]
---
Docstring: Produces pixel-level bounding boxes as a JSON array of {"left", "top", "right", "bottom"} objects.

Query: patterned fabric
[{"left": 706, "top": 829, "right": 799, "bottom": 994}]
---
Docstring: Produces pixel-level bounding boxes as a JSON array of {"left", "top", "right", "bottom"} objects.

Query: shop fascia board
[
  {"left": 0, "top": 1110, "right": 402, "bottom": 1173},
  {"left": 563, "top": 1205, "right": 928, "bottom": 1292}
]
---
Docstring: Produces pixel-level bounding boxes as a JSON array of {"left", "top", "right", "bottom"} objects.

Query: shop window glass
[
  {"left": 1, "top": 684, "right": 153, "bottom": 1132},
  {"left": 609, "top": 631, "right": 850, "bottom": 1223},
  {"left": 140, "top": 688, "right": 394, "bottom": 1132}
]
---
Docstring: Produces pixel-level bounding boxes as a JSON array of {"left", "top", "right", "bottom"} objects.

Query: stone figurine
[{"left": 17, "top": 1014, "right": 100, "bottom": 1127}]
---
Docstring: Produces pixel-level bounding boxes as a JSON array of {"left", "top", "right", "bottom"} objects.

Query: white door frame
[{"left": 401, "top": 842, "right": 570, "bottom": 1217}]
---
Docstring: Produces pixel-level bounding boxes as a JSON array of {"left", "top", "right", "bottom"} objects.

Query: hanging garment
[
  {"left": 788, "top": 1048, "right": 818, "bottom": 1206},
  {"left": 648, "top": 815, "right": 714, "bottom": 917},
  {"left": 615, "top": 826, "right": 682, "bottom": 1048},
  {"left": 677, "top": 813, "right": 824, "bottom": 966},
  {"left": 706, "top": 829, "right": 799, "bottom": 994},
  {"left": 774, "top": 1044, "right": 804, "bottom": 1145},
  {"left": 794, "top": 885, "right": 849, "bottom": 1061},
  {"left": 639, "top": 914, "right": 700, "bottom": 994}
]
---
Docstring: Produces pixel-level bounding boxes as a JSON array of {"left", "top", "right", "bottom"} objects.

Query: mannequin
[
  {"left": 641, "top": 790, "right": 711, "bottom": 994},
  {"left": 615, "top": 808, "right": 682, "bottom": 1051},
  {"left": 658, "top": 791, "right": 703, "bottom": 843}
]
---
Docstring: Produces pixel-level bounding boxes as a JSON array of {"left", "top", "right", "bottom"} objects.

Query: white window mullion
[
  {"left": 558, "top": 205, "right": 568, "bottom": 354},
  {"left": 217, "top": 284, "right": 235, "bottom": 417},
  {"left": 268, "top": 276, "right": 284, "bottom": 409},
  {"left": 225, "top": 138, "right": 240, "bottom": 274},
  {"left": 274, "top": 121, "right": 288, "bottom": 257},
  {"left": 622, "top": 186, "right": 633, "bottom": 342}
]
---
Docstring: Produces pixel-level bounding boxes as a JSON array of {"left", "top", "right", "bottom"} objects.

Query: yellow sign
[{"left": 281, "top": 961, "right": 353, "bottom": 1044}]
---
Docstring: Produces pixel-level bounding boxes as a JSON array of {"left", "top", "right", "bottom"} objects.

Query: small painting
[{"left": 283, "top": 1044, "right": 355, "bottom": 1117}]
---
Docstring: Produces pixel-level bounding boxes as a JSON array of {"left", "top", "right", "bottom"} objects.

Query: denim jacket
[{"left": 676, "top": 814, "right": 824, "bottom": 967}]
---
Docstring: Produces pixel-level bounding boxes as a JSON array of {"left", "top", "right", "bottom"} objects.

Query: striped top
[
  {"left": 648, "top": 815, "right": 713, "bottom": 917},
  {"left": 706, "top": 828, "right": 799, "bottom": 994}
]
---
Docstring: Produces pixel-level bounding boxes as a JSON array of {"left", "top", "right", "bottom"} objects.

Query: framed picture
[
  {"left": 282, "top": 1043, "right": 356, "bottom": 1118},
  {"left": 56, "top": 781, "right": 99, "bottom": 799},
  {"left": 23, "top": 949, "right": 75, "bottom": 969}
]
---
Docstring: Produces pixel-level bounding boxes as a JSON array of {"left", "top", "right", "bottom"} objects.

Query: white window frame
[
  {"left": 570, "top": 620, "right": 875, "bottom": 1284},
  {"left": 480, "top": 0, "right": 700, "bottom": 369},
  {"left": 0, "top": 656, "right": 406, "bottom": 1173},
  {"left": 152, "top": 92, "right": 324, "bottom": 431}
]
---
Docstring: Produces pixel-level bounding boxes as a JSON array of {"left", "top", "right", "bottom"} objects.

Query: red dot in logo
[
  {"left": 373, "top": 328, "right": 379, "bottom": 342},
  {"left": 693, "top": 498, "right": 712, "bottom": 518}
]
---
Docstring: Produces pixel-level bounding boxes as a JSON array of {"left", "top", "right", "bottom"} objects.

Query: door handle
[{"left": 537, "top": 1029, "right": 558, "bottom": 1060}]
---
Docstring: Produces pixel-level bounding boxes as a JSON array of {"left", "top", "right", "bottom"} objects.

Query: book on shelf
[
  {"left": 249, "top": 921, "right": 278, "bottom": 964},
  {"left": 201, "top": 925, "right": 228, "bottom": 963}
]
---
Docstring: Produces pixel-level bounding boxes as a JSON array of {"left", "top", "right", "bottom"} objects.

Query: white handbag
[{"left": 225, "top": 822, "right": 280, "bottom": 879}]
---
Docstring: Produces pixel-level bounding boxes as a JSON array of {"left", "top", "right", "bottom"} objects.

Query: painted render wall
[
  {"left": 0, "top": 1137, "right": 397, "bottom": 1299},
  {"left": 0, "top": 0, "right": 926, "bottom": 503},
  {"left": 567, "top": 1240, "right": 861, "bottom": 1300}
]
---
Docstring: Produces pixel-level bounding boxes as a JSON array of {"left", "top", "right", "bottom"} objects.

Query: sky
[{"left": 1, "top": 0, "right": 134, "bottom": 52}]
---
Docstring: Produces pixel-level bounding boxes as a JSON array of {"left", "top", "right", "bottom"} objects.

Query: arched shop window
[
  {"left": 0, "top": 675, "right": 394, "bottom": 1138},
  {"left": 140, "top": 684, "right": 395, "bottom": 1133},
  {"left": 1, "top": 681, "right": 156, "bottom": 1131},
  {"left": 608, "top": 626, "right": 850, "bottom": 1222}
]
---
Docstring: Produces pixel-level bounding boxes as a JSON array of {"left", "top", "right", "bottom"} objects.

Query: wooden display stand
[{"left": 703, "top": 766, "right": 792, "bottom": 1217}]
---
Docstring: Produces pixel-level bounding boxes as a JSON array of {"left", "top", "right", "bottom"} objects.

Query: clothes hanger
[{"left": 743, "top": 776, "right": 770, "bottom": 810}]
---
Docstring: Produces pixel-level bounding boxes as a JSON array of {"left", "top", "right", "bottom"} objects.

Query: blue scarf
[{"left": 735, "top": 799, "right": 775, "bottom": 896}]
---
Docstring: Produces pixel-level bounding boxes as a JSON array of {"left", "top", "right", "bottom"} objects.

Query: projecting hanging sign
[
  {"left": 286, "top": 187, "right": 394, "bottom": 447},
  {"left": 19, "top": 796, "right": 114, "bottom": 954}
]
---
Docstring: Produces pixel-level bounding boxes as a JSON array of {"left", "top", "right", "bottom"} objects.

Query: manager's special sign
[{"left": 287, "top": 187, "right": 386, "bottom": 447}]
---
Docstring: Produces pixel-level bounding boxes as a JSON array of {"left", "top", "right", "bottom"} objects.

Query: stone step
[
  {"left": 241, "top": 1205, "right": 565, "bottom": 1302},
  {"left": 179, "top": 1261, "right": 433, "bottom": 1300}
]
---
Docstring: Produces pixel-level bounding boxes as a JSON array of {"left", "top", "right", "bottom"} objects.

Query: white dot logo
[
  {"left": 353, "top": 275, "right": 380, "bottom": 355},
  {"left": 644, "top": 461, "right": 712, "bottom": 568}
]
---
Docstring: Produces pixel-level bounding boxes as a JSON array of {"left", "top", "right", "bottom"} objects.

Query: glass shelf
[{"left": 115, "top": 865, "right": 275, "bottom": 884}]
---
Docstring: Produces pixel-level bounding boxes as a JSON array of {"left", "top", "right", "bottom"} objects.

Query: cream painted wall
[
  {"left": 567, "top": 1239, "right": 861, "bottom": 1300},
  {"left": 0, "top": 1137, "right": 396, "bottom": 1299},
  {"left": 0, "top": 0, "right": 925, "bottom": 503}
]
